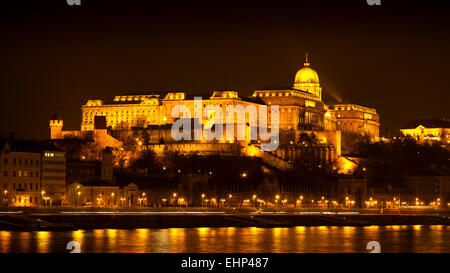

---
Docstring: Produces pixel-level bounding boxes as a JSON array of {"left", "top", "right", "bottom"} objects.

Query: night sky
[{"left": 1, "top": 0, "right": 449, "bottom": 139}]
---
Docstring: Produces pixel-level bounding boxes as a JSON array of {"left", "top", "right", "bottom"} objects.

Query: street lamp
[
  {"left": 40, "top": 191, "right": 46, "bottom": 207},
  {"left": 172, "top": 193, "right": 177, "bottom": 206}
]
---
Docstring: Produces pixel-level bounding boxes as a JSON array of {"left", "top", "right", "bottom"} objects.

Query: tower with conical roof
[
  {"left": 49, "top": 111, "right": 63, "bottom": 139},
  {"left": 293, "top": 52, "right": 322, "bottom": 100}
]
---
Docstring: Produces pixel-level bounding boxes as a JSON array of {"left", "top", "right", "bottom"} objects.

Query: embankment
[{"left": 1, "top": 213, "right": 450, "bottom": 230}]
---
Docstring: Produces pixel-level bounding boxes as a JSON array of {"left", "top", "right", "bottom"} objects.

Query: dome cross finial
[{"left": 304, "top": 52, "right": 310, "bottom": 66}]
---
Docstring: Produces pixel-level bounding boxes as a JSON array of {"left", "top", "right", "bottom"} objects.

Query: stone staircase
[{"left": 251, "top": 144, "right": 294, "bottom": 172}]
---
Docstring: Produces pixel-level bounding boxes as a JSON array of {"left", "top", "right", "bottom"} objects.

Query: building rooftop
[
  {"left": 402, "top": 118, "right": 450, "bottom": 129},
  {"left": 0, "top": 139, "right": 62, "bottom": 153},
  {"left": 91, "top": 91, "right": 266, "bottom": 105}
]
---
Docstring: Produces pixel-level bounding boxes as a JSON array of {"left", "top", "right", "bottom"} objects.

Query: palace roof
[{"left": 402, "top": 118, "right": 450, "bottom": 129}]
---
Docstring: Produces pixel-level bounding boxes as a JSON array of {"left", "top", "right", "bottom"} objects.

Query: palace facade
[
  {"left": 77, "top": 56, "right": 329, "bottom": 136},
  {"left": 49, "top": 55, "right": 380, "bottom": 171},
  {"left": 327, "top": 103, "right": 380, "bottom": 139},
  {"left": 401, "top": 118, "right": 450, "bottom": 144}
]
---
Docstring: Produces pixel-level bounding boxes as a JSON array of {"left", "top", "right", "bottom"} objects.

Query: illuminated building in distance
[{"left": 401, "top": 118, "right": 450, "bottom": 144}]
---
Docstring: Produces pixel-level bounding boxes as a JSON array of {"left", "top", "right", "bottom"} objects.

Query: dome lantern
[{"left": 293, "top": 52, "right": 320, "bottom": 86}]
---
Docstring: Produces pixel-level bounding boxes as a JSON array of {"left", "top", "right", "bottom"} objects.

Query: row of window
[
  {"left": 3, "top": 170, "right": 39, "bottom": 178},
  {"left": 13, "top": 196, "right": 39, "bottom": 204},
  {"left": 42, "top": 176, "right": 65, "bottom": 180},
  {"left": 3, "top": 182, "right": 40, "bottom": 191},
  {"left": 42, "top": 168, "right": 65, "bottom": 173},
  {"left": 42, "top": 161, "right": 65, "bottom": 165},
  {"left": 85, "top": 109, "right": 159, "bottom": 117},
  {"left": 44, "top": 152, "right": 65, "bottom": 158},
  {"left": 3, "top": 158, "right": 39, "bottom": 166}
]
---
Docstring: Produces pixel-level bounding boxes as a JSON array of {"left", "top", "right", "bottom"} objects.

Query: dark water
[{"left": 0, "top": 225, "right": 449, "bottom": 253}]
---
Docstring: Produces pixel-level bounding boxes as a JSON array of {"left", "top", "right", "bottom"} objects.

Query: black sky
[{"left": 1, "top": 0, "right": 449, "bottom": 139}]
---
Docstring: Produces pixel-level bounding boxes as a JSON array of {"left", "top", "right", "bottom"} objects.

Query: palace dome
[{"left": 294, "top": 53, "right": 319, "bottom": 85}]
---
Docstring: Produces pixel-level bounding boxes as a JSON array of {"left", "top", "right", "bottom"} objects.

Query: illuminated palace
[
  {"left": 401, "top": 118, "right": 450, "bottom": 144},
  {"left": 327, "top": 103, "right": 379, "bottom": 139},
  {"left": 78, "top": 55, "right": 330, "bottom": 133},
  {"left": 50, "top": 55, "right": 380, "bottom": 170}
]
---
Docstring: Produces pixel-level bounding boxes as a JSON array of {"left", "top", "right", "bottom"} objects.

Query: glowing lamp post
[
  {"left": 77, "top": 191, "right": 81, "bottom": 207},
  {"left": 172, "top": 193, "right": 177, "bottom": 206},
  {"left": 2, "top": 190, "right": 7, "bottom": 206}
]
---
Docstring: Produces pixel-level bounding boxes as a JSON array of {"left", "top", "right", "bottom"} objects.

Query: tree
[{"left": 131, "top": 148, "right": 160, "bottom": 176}]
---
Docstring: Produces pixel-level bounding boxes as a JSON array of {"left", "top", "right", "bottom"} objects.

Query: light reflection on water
[{"left": 0, "top": 225, "right": 448, "bottom": 253}]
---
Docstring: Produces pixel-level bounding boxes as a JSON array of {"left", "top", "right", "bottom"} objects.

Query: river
[{"left": 0, "top": 225, "right": 449, "bottom": 253}]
